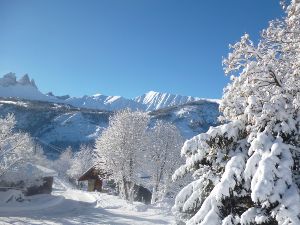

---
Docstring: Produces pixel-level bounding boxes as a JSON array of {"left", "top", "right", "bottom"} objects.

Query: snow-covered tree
[
  {"left": 95, "top": 109, "right": 150, "bottom": 202},
  {"left": 52, "top": 146, "right": 73, "bottom": 178},
  {"left": 146, "top": 120, "right": 184, "bottom": 203},
  {"left": 0, "top": 114, "right": 35, "bottom": 177},
  {"left": 67, "top": 144, "right": 94, "bottom": 180},
  {"left": 30, "top": 143, "right": 50, "bottom": 167},
  {"left": 173, "top": 1, "right": 300, "bottom": 224}
]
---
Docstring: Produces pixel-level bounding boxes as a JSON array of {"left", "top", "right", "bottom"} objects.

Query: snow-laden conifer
[{"left": 173, "top": 1, "right": 300, "bottom": 224}]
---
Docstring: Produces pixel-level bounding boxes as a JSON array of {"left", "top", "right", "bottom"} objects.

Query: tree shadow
[{"left": 0, "top": 197, "right": 171, "bottom": 225}]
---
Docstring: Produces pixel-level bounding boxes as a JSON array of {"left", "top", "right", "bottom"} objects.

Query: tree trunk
[
  {"left": 151, "top": 187, "right": 157, "bottom": 204},
  {"left": 120, "top": 176, "right": 129, "bottom": 200}
]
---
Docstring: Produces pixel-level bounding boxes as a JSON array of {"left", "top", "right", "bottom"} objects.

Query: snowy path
[{"left": 0, "top": 181, "right": 174, "bottom": 225}]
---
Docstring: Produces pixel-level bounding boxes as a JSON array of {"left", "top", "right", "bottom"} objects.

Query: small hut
[
  {"left": 0, "top": 163, "right": 57, "bottom": 196},
  {"left": 78, "top": 166, "right": 107, "bottom": 192}
]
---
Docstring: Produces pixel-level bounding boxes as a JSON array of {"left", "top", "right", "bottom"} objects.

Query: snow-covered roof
[
  {"left": 30, "top": 164, "right": 58, "bottom": 177},
  {"left": 78, "top": 165, "right": 108, "bottom": 181},
  {"left": 1, "top": 163, "right": 57, "bottom": 183}
]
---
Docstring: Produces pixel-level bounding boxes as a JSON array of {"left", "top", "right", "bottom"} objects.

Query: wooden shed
[{"left": 78, "top": 166, "right": 107, "bottom": 192}]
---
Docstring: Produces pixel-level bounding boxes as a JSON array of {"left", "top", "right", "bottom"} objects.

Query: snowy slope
[
  {"left": 38, "top": 111, "right": 106, "bottom": 145},
  {"left": 150, "top": 100, "right": 220, "bottom": 139},
  {"left": 0, "top": 98, "right": 112, "bottom": 158}
]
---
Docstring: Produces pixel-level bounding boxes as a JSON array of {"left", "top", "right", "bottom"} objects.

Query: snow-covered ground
[{"left": 0, "top": 179, "right": 175, "bottom": 225}]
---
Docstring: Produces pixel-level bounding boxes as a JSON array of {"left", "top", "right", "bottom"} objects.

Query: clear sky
[{"left": 0, "top": 0, "right": 283, "bottom": 99}]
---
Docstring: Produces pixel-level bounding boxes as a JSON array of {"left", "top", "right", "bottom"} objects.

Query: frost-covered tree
[
  {"left": 146, "top": 120, "right": 184, "bottom": 203},
  {"left": 31, "top": 143, "right": 50, "bottom": 167},
  {"left": 67, "top": 144, "right": 94, "bottom": 181},
  {"left": 52, "top": 146, "right": 73, "bottom": 178},
  {"left": 95, "top": 109, "right": 150, "bottom": 202},
  {"left": 0, "top": 114, "right": 34, "bottom": 177},
  {"left": 173, "top": 1, "right": 300, "bottom": 224}
]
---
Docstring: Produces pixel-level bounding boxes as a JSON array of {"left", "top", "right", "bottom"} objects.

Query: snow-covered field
[{"left": 0, "top": 179, "right": 175, "bottom": 225}]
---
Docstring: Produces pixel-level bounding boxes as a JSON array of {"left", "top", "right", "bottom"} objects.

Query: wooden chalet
[{"left": 78, "top": 166, "right": 107, "bottom": 192}]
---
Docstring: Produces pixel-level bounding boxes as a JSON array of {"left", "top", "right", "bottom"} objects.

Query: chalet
[
  {"left": 0, "top": 163, "right": 57, "bottom": 196},
  {"left": 78, "top": 166, "right": 108, "bottom": 192},
  {"left": 78, "top": 166, "right": 152, "bottom": 204}
]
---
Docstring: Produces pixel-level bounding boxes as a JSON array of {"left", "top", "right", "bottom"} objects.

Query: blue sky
[{"left": 0, "top": 0, "right": 283, "bottom": 99}]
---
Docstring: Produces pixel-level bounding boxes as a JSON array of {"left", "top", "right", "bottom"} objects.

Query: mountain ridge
[{"left": 0, "top": 73, "right": 219, "bottom": 111}]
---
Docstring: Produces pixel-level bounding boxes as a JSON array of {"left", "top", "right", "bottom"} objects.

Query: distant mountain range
[
  {"left": 0, "top": 73, "right": 220, "bottom": 157},
  {"left": 0, "top": 73, "right": 219, "bottom": 111}
]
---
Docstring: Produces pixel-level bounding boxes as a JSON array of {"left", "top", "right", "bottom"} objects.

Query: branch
[{"left": 268, "top": 69, "right": 282, "bottom": 87}]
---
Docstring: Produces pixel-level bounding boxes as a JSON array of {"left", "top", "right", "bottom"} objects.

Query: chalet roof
[
  {"left": 32, "top": 164, "right": 58, "bottom": 177},
  {"left": 78, "top": 165, "right": 108, "bottom": 181},
  {"left": 0, "top": 163, "right": 57, "bottom": 183}
]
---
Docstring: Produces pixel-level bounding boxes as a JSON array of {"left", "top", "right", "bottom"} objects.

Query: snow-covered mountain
[
  {"left": 0, "top": 97, "right": 220, "bottom": 157},
  {"left": 0, "top": 73, "right": 58, "bottom": 102},
  {"left": 0, "top": 98, "right": 111, "bottom": 158},
  {"left": 135, "top": 91, "right": 203, "bottom": 111},
  {"left": 0, "top": 73, "right": 220, "bottom": 157},
  {"left": 150, "top": 100, "right": 219, "bottom": 139},
  {"left": 0, "top": 73, "right": 218, "bottom": 111},
  {"left": 65, "top": 94, "right": 143, "bottom": 111}
]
